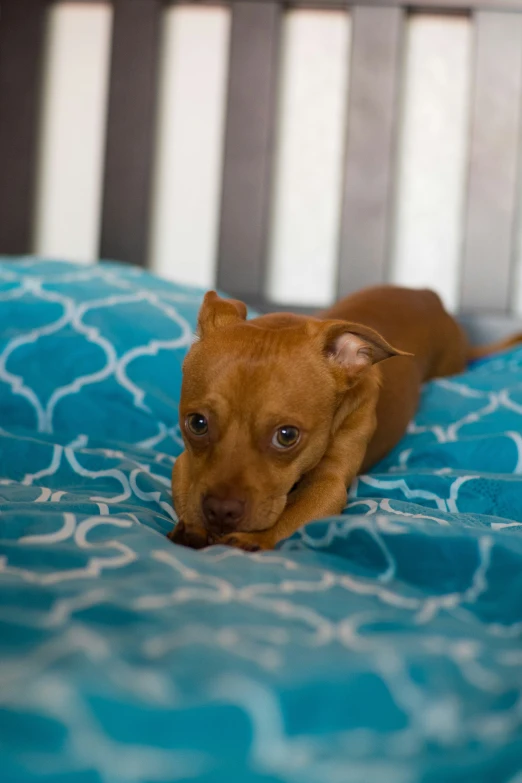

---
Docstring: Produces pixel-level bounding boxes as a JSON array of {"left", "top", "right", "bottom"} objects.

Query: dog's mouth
[
  {"left": 170, "top": 481, "right": 304, "bottom": 549},
  {"left": 289, "top": 475, "right": 305, "bottom": 496},
  {"left": 168, "top": 520, "right": 209, "bottom": 549}
]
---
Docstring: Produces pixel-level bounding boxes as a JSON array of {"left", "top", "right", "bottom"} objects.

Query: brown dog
[{"left": 168, "top": 286, "right": 521, "bottom": 551}]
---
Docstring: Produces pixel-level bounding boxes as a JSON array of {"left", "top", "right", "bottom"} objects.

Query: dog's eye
[
  {"left": 272, "top": 426, "right": 300, "bottom": 449},
  {"left": 186, "top": 413, "right": 208, "bottom": 436}
]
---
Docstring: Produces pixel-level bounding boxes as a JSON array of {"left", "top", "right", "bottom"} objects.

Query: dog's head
[{"left": 172, "top": 292, "right": 400, "bottom": 540}]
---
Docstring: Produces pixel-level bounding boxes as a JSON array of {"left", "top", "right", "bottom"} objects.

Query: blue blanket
[{"left": 1, "top": 259, "right": 522, "bottom": 783}]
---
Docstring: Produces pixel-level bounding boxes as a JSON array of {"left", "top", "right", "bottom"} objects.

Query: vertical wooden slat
[
  {"left": 99, "top": 0, "right": 162, "bottom": 266},
  {"left": 217, "top": 1, "right": 281, "bottom": 299},
  {"left": 0, "top": 0, "right": 47, "bottom": 254},
  {"left": 149, "top": 5, "right": 231, "bottom": 288},
  {"left": 391, "top": 14, "right": 471, "bottom": 311},
  {"left": 461, "top": 11, "right": 522, "bottom": 313},
  {"left": 33, "top": 2, "right": 113, "bottom": 263},
  {"left": 338, "top": 6, "right": 403, "bottom": 296},
  {"left": 267, "top": 8, "right": 351, "bottom": 307}
]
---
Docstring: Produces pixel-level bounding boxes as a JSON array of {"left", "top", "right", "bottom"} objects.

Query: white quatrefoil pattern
[{"left": 1, "top": 258, "right": 522, "bottom": 783}]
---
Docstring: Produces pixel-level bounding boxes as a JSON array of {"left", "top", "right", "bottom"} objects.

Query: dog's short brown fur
[{"left": 169, "top": 286, "right": 522, "bottom": 551}]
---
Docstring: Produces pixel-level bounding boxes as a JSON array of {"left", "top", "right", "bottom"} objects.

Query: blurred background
[{"left": 1, "top": 0, "right": 522, "bottom": 318}]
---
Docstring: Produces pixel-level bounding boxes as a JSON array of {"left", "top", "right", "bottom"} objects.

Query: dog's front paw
[
  {"left": 168, "top": 521, "right": 210, "bottom": 550},
  {"left": 218, "top": 530, "right": 277, "bottom": 552}
]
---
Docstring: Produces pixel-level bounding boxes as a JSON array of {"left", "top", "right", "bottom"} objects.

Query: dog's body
[{"left": 169, "top": 286, "right": 521, "bottom": 551}]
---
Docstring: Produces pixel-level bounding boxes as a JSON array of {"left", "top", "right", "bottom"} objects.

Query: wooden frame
[
  {"left": 0, "top": 0, "right": 47, "bottom": 255},
  {"left": 100, "top": 0, "right": 162, "bottom": 267},
  {"left": 1, "top": 0, "right": 522, "bottom": 337},
  {"left": 217, "top": 1, "right": 281, "bottom": 299}
]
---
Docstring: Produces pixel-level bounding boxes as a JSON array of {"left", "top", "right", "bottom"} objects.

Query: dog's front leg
[{"left": 218, "top": 476, "right": 349, "bottom": 551}]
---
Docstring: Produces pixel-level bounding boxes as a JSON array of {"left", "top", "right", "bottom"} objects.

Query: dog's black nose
[{"left": 202, "top": 495, "right": 245, "bottom": 533}]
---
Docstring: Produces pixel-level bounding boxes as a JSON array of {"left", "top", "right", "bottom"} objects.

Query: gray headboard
[{"left": 1, "top": 0, "right": 522, "bottom": 341}]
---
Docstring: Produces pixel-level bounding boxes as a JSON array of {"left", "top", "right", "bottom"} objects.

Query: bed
[
  {"left": 2, "top": 1, "right": 522, "bottom": 782},
  {"left": 1, "top": 258, "right": 521, "bottom": 783}
]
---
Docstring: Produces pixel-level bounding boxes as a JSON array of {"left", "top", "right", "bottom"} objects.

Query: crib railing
[{"left": 2, "top": 0, "right": 522, "bottom": 320}]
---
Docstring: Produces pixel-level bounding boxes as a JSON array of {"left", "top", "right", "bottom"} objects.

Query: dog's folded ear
[
  {"left": 197, "top": 291, "right": 247, "bottom": 336},
  {"left": 319, "top": 321, "right": 410, "bottom": 378}
]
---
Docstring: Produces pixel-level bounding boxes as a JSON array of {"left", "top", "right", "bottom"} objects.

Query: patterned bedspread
[{"left": 1, "top": 259, "right": 522, "bottom": 783}]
